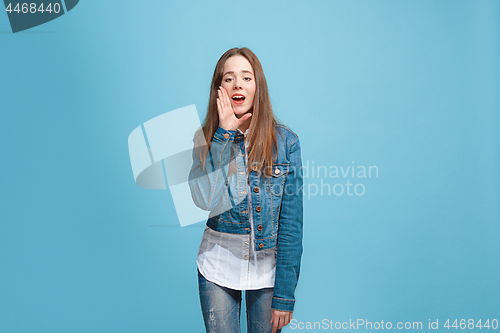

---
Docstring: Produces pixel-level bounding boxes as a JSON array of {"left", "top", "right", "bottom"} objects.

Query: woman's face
[{"left": 221, "top": 55, "right": 256, "bottom": 118}]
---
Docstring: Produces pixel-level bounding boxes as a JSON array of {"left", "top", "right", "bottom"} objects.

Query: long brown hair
[{"left": 195, "top": 47, "right": 278, "bottom": 177}]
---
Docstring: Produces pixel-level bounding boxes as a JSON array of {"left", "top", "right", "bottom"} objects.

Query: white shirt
[{"left": 196, "top": 128, "right": 277, "bottom": 290}]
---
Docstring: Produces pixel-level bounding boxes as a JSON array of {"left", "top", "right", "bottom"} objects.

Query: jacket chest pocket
[{"left": 266, "top": 163, "right": 289, "bottom": 196}]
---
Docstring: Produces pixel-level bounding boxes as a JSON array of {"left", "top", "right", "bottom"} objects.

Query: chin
[
  {"left": 234, "top": 113, "right": 248, "bottom": 119},
  {"left": 234, "top": 107, "right": 251, "bottom": 117}
]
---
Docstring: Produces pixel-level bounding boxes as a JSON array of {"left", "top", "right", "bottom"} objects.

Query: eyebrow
[{"left": 223, "top": 70, "right": 254, "bottom": 76}]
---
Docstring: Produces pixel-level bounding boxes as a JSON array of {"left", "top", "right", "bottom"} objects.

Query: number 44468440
[{"left": 5, "top": 3, "right": 62, "bottom": 14}]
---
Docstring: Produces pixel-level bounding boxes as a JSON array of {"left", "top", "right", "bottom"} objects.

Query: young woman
[{"left": 188, "top": 47, "right": 304, "bottom": 333}]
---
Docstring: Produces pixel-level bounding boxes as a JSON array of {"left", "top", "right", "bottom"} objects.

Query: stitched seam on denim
[
  {"left": 206, "top": 138, "right": 230, "bottom": 210},
  {"left": 246, "top": 293, "right": 250, "bottom": 333},
  {"left": 272, "top": 296, "right": 295, "bottom": 302},
  {"left": 237, "top": 148, "right": 244, "bottom": 219},
  {"left": 215, "top": 219, "right": 250, "bottom": 225},
  {"left": 229, "top": 147, "right": 237, "bottom": 221},
  {"left": 271, "top": 167, "right": 289, "bottom": 178},
  {"left": 270, "top": 180, "right": 274, "bottom": 236},
  {"left": 237, "top": 162, "right": 242, "bottom": 219},
  {"left": 275, "top": 124, "right": 298, "bottom": 139},
  {"left": 255, "top": 235, "right": 278, "bottom": 241},
  {"left": 224, "top": 172, "right": 231, "bottom": 222},
  {"left": 271, "top": 171, "right": 288, "bottom": 178},
  {"left": 271, "top": 164, "right": 290, "bottom": 179},
  {"left": 282, "top": 172, "right": 289, "bottom": 186},
  {"left": 236, "top": 289, "right": 241, "bottom": 332},
  {"left": 257, "top": 188, "right": 262, "bottom": 241},
  {"left": 289, "top": 135, "right": 298, "bottom": 154}
]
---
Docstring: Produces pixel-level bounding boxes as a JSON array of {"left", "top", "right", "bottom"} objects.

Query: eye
[
  {"left": 244, "top": 77, "right": 252, "bottom": 81},
  {"left": 224, "top": 77, "right": 233, "bottom": 82}
]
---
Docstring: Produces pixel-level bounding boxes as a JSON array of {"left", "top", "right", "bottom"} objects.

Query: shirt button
[
  {"left": 244, "top": 241, "right": 248, "bottom": 245},
  {"left": 257, "top": 225, "right": 263, "bottom": 231},
  {"left": 223, "top": 133, "right": 230, "bottom": 139},
  {"left": 244, "top": 255, "right": 248, "bottom": 259},
  {"left": 256, "top": 206, "right": 261, "bottom": 212},
  {"left": 274, "top": 168, "right": 280, "bottom": 175},
  {"left": 253, "top": 187, "right": 259, "bottom": 193},
  {"left": 259, "top": 243, "right": 264, "bottom": 249}
]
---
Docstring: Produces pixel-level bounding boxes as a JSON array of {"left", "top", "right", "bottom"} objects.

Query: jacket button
[
  {"left": 257, "top": 225, "right": 263, "bottom": 231},
  {"left": 256, "top": 206, "right": 261, "bottom": 212},
  {"left": 253, "top": 187, "right": 259, "bottom": 193},
  {"left": 223, "top": 133, "right": 230, "bottom": 139},
  {"left": 274, "top": 168, "right": 280, "bottom": 175},
  {"left": 252, "top": 165, "right": 258, "bottom": 172},
  {"left": 259, "top": 243, "right": 264, "bottom": 249}
]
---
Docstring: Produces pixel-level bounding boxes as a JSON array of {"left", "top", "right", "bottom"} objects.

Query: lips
[{"left": 231, "top": 93, "right": 246, "bottom": 104}]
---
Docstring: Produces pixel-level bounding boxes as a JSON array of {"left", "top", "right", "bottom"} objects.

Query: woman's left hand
[{"left": 271, "top": 309, "right": 293, "bottom": 332}]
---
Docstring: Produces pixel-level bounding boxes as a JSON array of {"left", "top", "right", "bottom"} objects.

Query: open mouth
[{"left": 232, "top": 95, "right": 246, "bottom": 104}]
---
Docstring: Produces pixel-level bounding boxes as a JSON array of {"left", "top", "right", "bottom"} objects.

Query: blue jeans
[{"left": 198, "top": 269, "right": 282, "bottom": 333}]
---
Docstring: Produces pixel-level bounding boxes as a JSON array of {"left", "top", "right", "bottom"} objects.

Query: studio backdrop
[{"left": 1, "top": 0, "right": 499, "bottom": 332}]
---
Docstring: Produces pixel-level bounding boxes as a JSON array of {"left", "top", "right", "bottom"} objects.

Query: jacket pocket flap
[{"left": 270, "top": 163, "right": 289, "bottom": 177}]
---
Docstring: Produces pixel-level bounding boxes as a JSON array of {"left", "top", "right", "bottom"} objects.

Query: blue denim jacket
[{"left": 188, "top": 124, "right": 304, "bottom": 312}]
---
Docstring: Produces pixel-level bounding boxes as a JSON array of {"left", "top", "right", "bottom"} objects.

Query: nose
[{"left": 233, "top": 78, "right": 243, "bottom": 90}]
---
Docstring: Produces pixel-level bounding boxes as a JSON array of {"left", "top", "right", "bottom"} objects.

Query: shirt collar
[
  {"left": 236, "top": 128, "right": 249, "bottom": 149},
  {"left": 236, "top": 128, "right": 249, "bottom": 136}
]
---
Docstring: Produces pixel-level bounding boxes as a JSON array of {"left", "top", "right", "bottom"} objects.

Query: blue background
[{"left": 1, "top": 0, "right": 498, "bottom": 332}]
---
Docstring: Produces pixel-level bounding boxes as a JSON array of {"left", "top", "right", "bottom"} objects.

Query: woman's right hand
[{"left": 217, "top": 86, "right": 252, "bottom": 131}]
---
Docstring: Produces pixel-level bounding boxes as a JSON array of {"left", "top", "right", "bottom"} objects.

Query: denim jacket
[{"left": 188, "top": 124, "right": 304, "bottom": 312}]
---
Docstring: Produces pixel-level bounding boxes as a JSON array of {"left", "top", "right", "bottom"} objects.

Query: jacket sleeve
[
  {"left": 188, "top": 126, "right": 236, "bottom": 211},
  {"left": 271, "top": 135, "right": 304, "bottom": 312}
]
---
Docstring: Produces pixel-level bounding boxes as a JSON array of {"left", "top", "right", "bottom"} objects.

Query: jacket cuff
[
  {"left": 213, "top": 126, "right": 236, "bottom": 142},
  {"left": 271, "top": 296, "right": 295, "bottom": 312}
]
